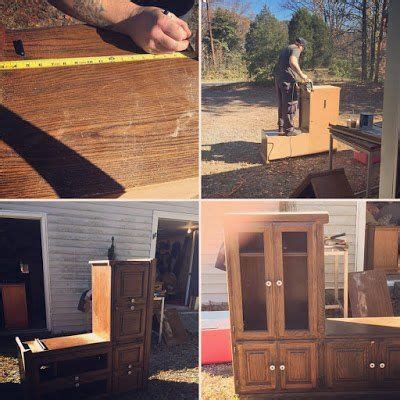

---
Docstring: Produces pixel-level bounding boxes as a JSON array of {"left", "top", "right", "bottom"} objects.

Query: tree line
[{"left": 203, "top": 0, "right": 389, "bottom": 83}]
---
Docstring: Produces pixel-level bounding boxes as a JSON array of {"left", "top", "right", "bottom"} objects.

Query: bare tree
[
  {"left": 374, "top": 0, "right": 388, "bottom": 82},
  {"left": 361, "top": 0, "right": 368, "bottom": 81}
]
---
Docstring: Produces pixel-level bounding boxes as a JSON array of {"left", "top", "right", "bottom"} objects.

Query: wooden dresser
[
  {"left": 16, "top": 259, "right": 156, "bottom": 399},
  {"left": 224, "top": 213, "right": 400, "bottom": 398}
]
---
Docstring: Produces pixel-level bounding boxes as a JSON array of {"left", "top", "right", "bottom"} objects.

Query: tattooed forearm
[{"left": 72, "top": 0, "right": 110, "bottom": 27}]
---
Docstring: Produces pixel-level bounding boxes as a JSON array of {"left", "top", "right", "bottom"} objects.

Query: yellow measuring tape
[{"left": 0, "top": 52, "right": 194, "bottom": 71}]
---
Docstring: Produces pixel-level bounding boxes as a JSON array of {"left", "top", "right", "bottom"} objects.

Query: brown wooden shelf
[{"left": 239, "top": 252, "right": 264, "bottom": 257}]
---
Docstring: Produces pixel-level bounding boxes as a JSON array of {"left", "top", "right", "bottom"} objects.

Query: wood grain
[
  {"left": 0, "top": 25, "right": 198, "bottom": 198},
  {"left": 0, "top": 283, "right": 28, "bottom": 329},
  {"left": 348, "top": 270, "right": 394, "bottom": 317}
]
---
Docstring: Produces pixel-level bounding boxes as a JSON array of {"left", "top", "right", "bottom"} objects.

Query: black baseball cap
[{"left": 295, "top": 37, "right": 307, "bottom": 48}]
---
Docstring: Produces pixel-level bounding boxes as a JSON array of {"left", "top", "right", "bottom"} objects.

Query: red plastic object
[
  {"left": 354, "top": 151, "right": 380, "bottom": 165},
  {"left": 201, "top": 329, "right": 232, "bottom": 364}
]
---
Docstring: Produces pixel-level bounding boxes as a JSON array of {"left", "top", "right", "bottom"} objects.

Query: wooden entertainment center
[
  {"left": 224, "top": 213, "right": 400, "bottom": 398},
  {"left": 16, "top": 259, "right": 156, "bottom": 399}
]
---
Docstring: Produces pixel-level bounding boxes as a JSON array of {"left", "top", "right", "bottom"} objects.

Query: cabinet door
[
  {"left": 274, "top": 224, "right": 318, "bottom": 338},
  {"left": 237, "top": 342, "right": 277, "bottom": 393},
  {"left": 326, "top": 341, "right": 375, "bottom": 389},
  {"left": 227, "top": 225, "right": 276, "bottom": 340},
  {"left": 115, "top": 265, "right": 149, "bottom": 305},
  {"left": 378, "top": 339, "right": 400, "bottom": 387},
  {"left": 279, "top": 342, "right": 317, "bottom": 390},
  {"left": 113, "top": 369, "right": 142, "bottom": 394},
  {"left": 113, "top": 304, "right": 146, "bottom": 342}
]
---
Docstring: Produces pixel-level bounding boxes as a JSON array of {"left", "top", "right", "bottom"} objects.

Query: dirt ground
[
  {"left": 202, "top": 81, "right": 383, "bottom": 198},
  {"left": 0, "top": 312, "right": 198, "bottom": 400}
]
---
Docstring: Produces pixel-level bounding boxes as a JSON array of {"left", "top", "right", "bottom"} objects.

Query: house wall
[
  {"left": 0, "top": 201, "right": 198, "bottom": 333},
  {"left": 201, "top": 201, "right": 280, "bottom": 305}
]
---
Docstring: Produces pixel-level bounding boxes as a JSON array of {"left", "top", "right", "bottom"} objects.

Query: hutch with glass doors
[
  {"left": 16, "top": 259, "right": 156, "bottom": 400},
  {"left": 224, "top": 213, "right": 400, "bottom": 398}
]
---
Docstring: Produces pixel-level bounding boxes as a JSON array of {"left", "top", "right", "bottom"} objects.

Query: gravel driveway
[{"left": 201, "top": 81, "right": 382, "bottom": 198}]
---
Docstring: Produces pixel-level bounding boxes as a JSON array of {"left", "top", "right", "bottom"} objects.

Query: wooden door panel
[
  {"left": 274, "top": 223, "right": 318, "bottom": 339},
  {"left": 113, "top": 369, "right": 142, "bottom": 394},
  {"left": 228, "top": 225, "right": 276, "bottom": 341},
  {"left": 237, "top": 343, "right": 277, "bottom": 393},
  {"left": 113, "top": 343, "right": 144, "bottom": 371},
  {"left": 326, "top": 341, "right": 374, "bottom": 389},
  {"left": 379, "top": 339, "right": 400, "bottom": 386},
  {"left": 279, "top": 342, "right": 317, "bottom": 390},
  {"left": 115, "top": 266, "right": 148, "bottom": 305},
  {"left": 113, "top": 305, "right": 146, "bottom": 342}
]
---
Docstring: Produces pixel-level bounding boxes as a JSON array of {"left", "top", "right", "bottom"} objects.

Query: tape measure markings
[{"left": 0, "top": 52, "right": 193, "bottom": 71}]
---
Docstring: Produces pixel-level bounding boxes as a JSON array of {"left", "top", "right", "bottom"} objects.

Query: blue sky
[{"left": 247, "top": 0, "right": 293, "bottom": 20}]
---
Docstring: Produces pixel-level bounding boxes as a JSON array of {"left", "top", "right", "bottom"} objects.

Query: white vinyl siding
[
  {"left": 0, "top": 201, "right": 197, "bottom": 333},
  {"left": 291, "top": 201, "right": 359, "bottom": 288}
]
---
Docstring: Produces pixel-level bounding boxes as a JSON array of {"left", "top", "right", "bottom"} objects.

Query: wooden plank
[
  {"left": 348, "top": 270, "right": 394, "bottom": 317},
  {"left": 160, "top": 308, "right": 189, "bottom": 346},
  {"left": 290, "top": 168, "right": 354, "bottom": 198},
  {"left": 0, "top": 25, "right": 198, "bottom": 198}
]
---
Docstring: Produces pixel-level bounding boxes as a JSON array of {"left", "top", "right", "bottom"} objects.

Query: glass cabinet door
[
  {"left": 232, "top": 226, "right": 275, "bottom": 339},
  {"left": 274, "top": 224, "right": 317, "bottom": 338}
]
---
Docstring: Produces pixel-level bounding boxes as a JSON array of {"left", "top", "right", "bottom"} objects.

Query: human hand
[{"left": 117, "top": 7, "right": 191, "bottom": 54}]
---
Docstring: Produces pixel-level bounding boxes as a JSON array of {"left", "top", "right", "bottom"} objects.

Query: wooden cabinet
[
  {"left": 224, "top": 213, "right": 327, "bottom": 397},
  {"left": 17, "top": 259, "right": 156, "bottom": 399},
  {"left": 225, "top": 212, "right": 400, "bottom": 397},
  {"left": 236, "top": 341, "right": 317, "bottom": 393},
  {"left": 365, "top": 225, "right": 400, "bottom": 270}
]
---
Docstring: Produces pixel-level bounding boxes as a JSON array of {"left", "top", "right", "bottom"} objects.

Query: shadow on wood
[
  {"left": 290, "top": 168, "right": 354, "bottom": 198},
  {"left": 0, "top": 105, "right": 125, "bottom": 198}
]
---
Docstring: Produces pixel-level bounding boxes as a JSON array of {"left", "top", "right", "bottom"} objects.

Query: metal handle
[
  {"left": 369, "top": 363, "right": 376, "bottom": 369},
  {"left": 130, "top": 305, "right": 135, "bottom": 311},
  {"left": 128, "top": 364, "right": 133, "bottom": 369},
  {"left": 269, "top": 365, "right": 275, "bottom": 371},
  {"left": 279, "top": 365, "right": 285, "bottom": 371},
  {"left": 75, "top": 383, "right": 80, "bottom": 388},
  {"left": 379, "top": 363, "right": 386, "bottom": 369},
  {"left": 265, "top": 281, "right": 272, "bottom": 287},
  {"left": 276, "top": 280, "right": 283, "bottom": 287},
  {"left": 128, "top": 370, "right": 132, "bottom": 375},
  {"left": 130, "top": 298, "right": 135, "bottom": 303},
  {"left": 74, "top": 376, "right": 79, "bottom": 382}
]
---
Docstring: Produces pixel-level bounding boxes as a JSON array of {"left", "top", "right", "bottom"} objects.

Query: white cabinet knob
[
  {"left": 128, "top": 370, "right": 132, "bottom": 375},
  {"left": 74, "top": 376, "right": 79, "bottom": 382},
  {"left": 279, "top": 365, "right": 285, "bottom": 371},
  {"left": 276, "top": 280, "right": 283, "bottom": 287},
  {"left": 269, "top": 365, "right": 275, "bottom": 371},
  {"left": 131, "top": 298, "right": 135, "bottom": 303},
  {"left": 369, "top": 363, "right": 376, "bottom": 369},
  {"left": 75, "top": 383, "right": 80, "bottom": 388},
  {"left": 128, "top": 364, "right": 133, "bottom": 369},
  {"left": 379, "top": 363, "right": 386, "bottom": 369},
  {"left": 265, "top": 281, "right": 272, "bottom": 287},
  {"left": 130, "top": 305, "right": 135, "bottom": 310}
]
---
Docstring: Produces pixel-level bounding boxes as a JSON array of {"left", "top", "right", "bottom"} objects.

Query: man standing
[{"left": 275, "top": 37, "right": 309, "bottom": 136}]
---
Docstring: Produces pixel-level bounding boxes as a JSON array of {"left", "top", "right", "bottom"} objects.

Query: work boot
[{"left": 286, "top": 129, "right": 303, "bottom": 136}]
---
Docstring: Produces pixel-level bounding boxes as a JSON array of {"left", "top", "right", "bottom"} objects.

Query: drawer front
[
  {"left": 114, "top": 343, "right": 144, "bottom": 371},
  {"left": 115, "top": 265, "right": 149, "bottom": 305},
  {"left": 326, "top": 341, "right": 375, "bottom": 389},
  {"left": 40, "top": 372, "right": 111, "bottom": 399},
  {"left": 113, "top": 368, "right": 143, "bottom": 394},
  {"left": 114, "top": 304, "right": 146, "bottom": 342}
]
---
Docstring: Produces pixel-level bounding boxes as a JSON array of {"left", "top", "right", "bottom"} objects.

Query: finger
[
  {"left": 158, "top": 18, "right": 188, "bottom": 41},
  {"left": 175, "top": 18, "right": 191, "bottom": 38},
  {"left": 155, "top": 32, "right": 189, "bottom": 53}
]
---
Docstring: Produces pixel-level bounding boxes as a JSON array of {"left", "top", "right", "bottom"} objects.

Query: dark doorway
[
  {"left": 155, "top": 219, "right": 199, "bottom": 307},
  {"left": 0, "top": 218, "right": 46, "bottom": 330}
]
